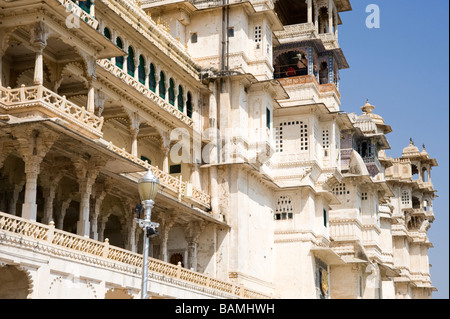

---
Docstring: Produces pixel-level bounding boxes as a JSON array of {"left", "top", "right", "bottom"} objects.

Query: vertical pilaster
[
  {"left": 328, "top": 0, "right": 333, "bottom": 33},
  {"left": 307, "top": 0, "right": 313, "bottom": 24}
]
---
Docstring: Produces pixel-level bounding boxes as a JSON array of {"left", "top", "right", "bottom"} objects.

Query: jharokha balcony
[{"left": 0, "top": 84, "right": 104, "bottom": 139}]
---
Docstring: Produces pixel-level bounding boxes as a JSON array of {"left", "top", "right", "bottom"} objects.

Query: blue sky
[{"left": 337, "top": 0, "right": 449, "bottom": 298}]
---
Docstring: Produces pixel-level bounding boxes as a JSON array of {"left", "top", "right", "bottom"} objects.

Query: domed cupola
[{"left": 402, "top": 138, "right": 421, "bottom": 158}]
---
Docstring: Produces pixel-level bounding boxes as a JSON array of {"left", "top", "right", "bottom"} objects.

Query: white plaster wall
[
  {"left": 225, "top": 165, "right": 275, "bottom": 293},
  {"left": 274, "top": 242, "right": 317, "bottom": 298},
  {"left": 330, "top": 265, "right": 358, "bottom": 299}
]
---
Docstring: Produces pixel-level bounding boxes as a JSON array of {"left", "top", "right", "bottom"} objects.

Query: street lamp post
[{"left": 136, "top": 168, "right": 160, "bottom": 299}]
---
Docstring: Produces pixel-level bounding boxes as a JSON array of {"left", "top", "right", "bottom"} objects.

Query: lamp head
[
  {"left": 138, "top": 168, "right": 160, "bottom": 202},
  {"left": 146, "top": 226, "right": 159, "bottom": 238}
]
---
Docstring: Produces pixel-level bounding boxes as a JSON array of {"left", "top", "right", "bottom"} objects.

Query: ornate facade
[{"left": 0, "top": 0, "right": 437, "bottom": 299}]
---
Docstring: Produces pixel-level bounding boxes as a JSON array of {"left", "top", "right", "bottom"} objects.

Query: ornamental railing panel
[
  {"left": 0, "top": 85, "right": 104, "bottom": 137},
  {"left": 105, "top": 142, "right": 211, "bottom": 208},
  {"left": 0, "top": 211, "right": 270, "bottom": 299}
]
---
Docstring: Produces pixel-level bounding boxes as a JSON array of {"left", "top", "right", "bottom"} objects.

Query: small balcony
[
  {"left": 274, "top": 22, "right": 317, "bottom": 44},
  {"left": 276, "top": 74, "right": 340, "bottom": 111},
  {"left": 362, "top": 155, "right": 381, "bottom": 177},
  {"left": 0, "top": 84, "right": 104, "bottom": 139}
]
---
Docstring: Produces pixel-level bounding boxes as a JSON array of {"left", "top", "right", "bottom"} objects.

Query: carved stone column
[
  {"left": 307, "top": 0, "right": 312, "bottom": 24},
  {"left": 189, "top": 163, "right": 201, "bottom": 189},
  {"left": 98, "top": 216, "right": 107, "bottom": 242},
  {"left": 8, "top": 181, "right": 25, "bottom": 216},
  {"left": 90, "top": 179, "right": 111, "bottom": 240},
  {"left": 122, "top": 198, "right": 139, "bottom": 252},
  {"left": 73, "top": 156, "right": 105, "bottom": 237},
  {"left": 40, "top": 163, "right": 66, "bottom": 224},
  {"left": 124, "top": 110, "right": 141, "bottom": 157},
  {"left": 95, "top": 90, "right": 106, "bottom": 117},
  {"left": 56, "top": 195, "right": 74, "bottom": 230},
  {"left": 12, "top": 126, "right": 59, "bottom": 221},
  {"left": 32, "top": 22, "right": 48, "bottom": 85},
  {"left": 184, "top": 221, "right": 205, "bottom": 271},
  {"left": 158, "top": 130, "right": 171, "bottom": 173},
  {"left": 328, "top": 0, "right": 333, "bottom": 33},
  {"left": 160, "top": 212, "right": 178, "bottom": 262},
  {"left": 86, "top": 77, "right": 96, "bottom": 113}
]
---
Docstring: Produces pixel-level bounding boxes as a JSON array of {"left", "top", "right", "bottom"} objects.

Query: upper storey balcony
[
  {"left": 272, "top": 0, "right": 351, "bottom": 111},
  {"left": 273, "top": 0, "right": 350, "bottom": 47}
]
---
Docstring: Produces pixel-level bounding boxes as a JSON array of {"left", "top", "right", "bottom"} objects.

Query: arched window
[
  {"left": 103, "top": 27, "right": 111, "bottom": 40},
  {"left": 79, "top": 0, "right": 91, "bottom": 14},
  {"left": 168, "top": 78, "right": 175, "bottom": 106},
  {"left": 149, "top": 63, "right": 156, "bottom": 92},
  {"left": 127, "top": 46, "right": 135, "bottom": 76},
  {"left": 186, "top": 92, "right": 193, "bottom": 118},
  {"left": 116, "top": 37, "right": 124, "bottom": 69},
  {"left": 177, "top": 85, "right": 184, "bottom": 112},
  {"left": 138, "top": 55, "right": 146, "bottom": 84},
  {"left": 159, "top": 71, "right": 166, "bottom": 99},
  {"left": 104, "top": 28, "right": 112, "bottom": 61}
]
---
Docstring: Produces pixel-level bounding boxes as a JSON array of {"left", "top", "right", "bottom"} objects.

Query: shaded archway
[
  {"left": 274, "top": 50, "right": 308, "bottom": 79},
  {"left": 105, "top": 288, "right": 134, "bottom": 299},
  {"left": 0, "top": 264, "right": 33, "bottom": 299}
]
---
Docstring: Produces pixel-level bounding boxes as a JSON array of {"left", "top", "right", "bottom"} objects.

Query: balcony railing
[
  {"left": 0, "top": 84, "right": 104, "bottom": 138},
  {"left": 98, "top": 59, "right": 194, "bottom": 128},
  {"left": 274, "top": 22, "right": 317, "bottom": 43},
  {"left": 57, "top": 0, "right": 99, "bottom": 29},
  {"left": 0, "top": 211, "right": 270, "bottom": 299},
  {"left": 105, "top": 142, "right": 211, "bottom": 209}
]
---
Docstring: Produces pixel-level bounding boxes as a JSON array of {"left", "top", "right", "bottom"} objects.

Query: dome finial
[{"left": 361, "top": 99, "right": 375, "bottom": 113}]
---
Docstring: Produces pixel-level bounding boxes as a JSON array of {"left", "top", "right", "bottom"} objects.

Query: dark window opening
[
  {"left": 103, "top": 27, "right": 111, "bottom": 40},
  {"left": 116, "top": 37, "right": 124, "bottom": 69},
  {"left": 149, "top": 63, "right": 156, "bottom": 92},
  {"left": 127, "top": 46, "right": 135, "bottom": 76},
  {"left": 191, "top": 33, "right": 198, "bottom": 43},
  {"left": 159, "top": 71, "right": 166, "bottom": 99},
  {"left": 168, "top": 78, "right": 175, "bottom": 106},
  {"left": 78, "top": 0, "right": 91, "bottom": 14},
  {"left": 141, "top": 156, "right": 151, "bottom": 164},
  {"left": 319, "top": 61, "right": 328, "bottom": 84},
  {"left": 266, "top": 108, "right": 271, "bottom": 129},
  {"left": 177, "top": 85, "right": 184, "bottom": 113},
  {"left": 170, "top": 164, "right": 181, "bottom": 174},
  {"left": 227, "top": 27, "right": 235, "bottom": 37},
  {"left": 186, "top": 92, "right": 193, "bottom": 119},
  {"left": 318, "top": 7, "right": 329, "bottom": 34},
  {"left": 274, "top": 0, "right": 307, "bottom": 26},
  {"left": 170, "top": 253, "right": 184, "bottom": 267},
  {"left": 138, "top": 55, "right": 145, "bottom": 84}
]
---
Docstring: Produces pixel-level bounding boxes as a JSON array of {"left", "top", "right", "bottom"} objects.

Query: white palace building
[{"left": 0, "top": 0, "right": 438, "bottom": 299}]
